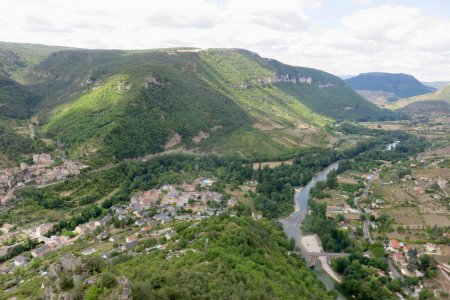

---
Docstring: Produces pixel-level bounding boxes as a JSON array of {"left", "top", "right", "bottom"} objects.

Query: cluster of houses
[
  {"left": 122, "top": 178, "right": 238, "bottom": 222},
  {"left": 412, "top": 176, "right": 448, "bottom": 196},
  {"left": 326, "top": 204, "right": 361, "bottom": 222},
  {"left": 75, "top": 179, "right": 240, "bottom": 258},
  {"left": 388, "top": 238, "right": 441, "bottom": 276},
  {"left": 0, "top": 153, "right": 83, "bottom": 201},
  {"left": 0, "top": 177, "right": 242, "bottom": 276}
]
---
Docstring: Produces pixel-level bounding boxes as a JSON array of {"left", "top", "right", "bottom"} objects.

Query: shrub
[{"left": 98, "top": 271, "right": 117, "bottom": 289}]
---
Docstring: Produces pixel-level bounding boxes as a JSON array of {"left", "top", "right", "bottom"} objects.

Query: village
[
  {"left": 0, "top": 176, "right": 241, "bottom": 279},
  {"left": 0, "top": 153, "right": 84, "bottom": 204},
  {"left": 317, "top": 153, "right": 450, "bottom": 297}
]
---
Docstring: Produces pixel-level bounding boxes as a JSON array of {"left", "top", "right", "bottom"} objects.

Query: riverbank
[
  {"left": 301, "top": 234, "right": 342, "bottom": 283},
  {"left": 293, "top": 187, "right": 303, "bottom": 212}
]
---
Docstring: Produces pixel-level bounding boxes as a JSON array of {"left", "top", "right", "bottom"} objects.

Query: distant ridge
[
  {"left": 0, "top": 42, "right": 400, "bottom": 164},
  {"left": 346, "top": 72, "right": 435, "bottom": 100}
]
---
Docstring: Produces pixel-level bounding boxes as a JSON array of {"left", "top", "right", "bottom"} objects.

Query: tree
[
  {"left": 99, "top": 272, "right": 117, "bottom": 289},
  {"left": 326, "top": 170, "right": 338, "bottom": 189},
  {"left": 419, "top": 254, "right": 437, "bottom": 271},
  {"left": 85, "top": 286, "right": 99, "bottom": 300},
  {"left": 407, "top": 247, "right": 418, "bottom": 273}
]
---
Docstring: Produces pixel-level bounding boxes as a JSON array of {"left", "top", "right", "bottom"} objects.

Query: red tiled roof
[{"left": 390, "top": 239, "right": 400, "bottom": 249}]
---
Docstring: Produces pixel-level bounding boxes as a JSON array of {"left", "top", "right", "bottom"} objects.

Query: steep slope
[
  {"left": 115, "top": 216, "right": 335, "bottom": 299},
  {"left": 0, "top": 73, "right": 39, "bottom": 119},
  {"left": 26, "top": 48, "right": 398, "bottom": 163},
  {"left": 0, "top": 43, "right": 68, "bottom": 165},
  {"left": 0, "top": 43, "right": 399, "bottom": 164},
  {"left": 201, "top": 50, "right": 393, "bottom": 121},
  {"left": 389, "top": 84, "right": 450, "bottom": 115},
  {"left": 0, "top": 41, "right": 72, "bottom": 82},
  {"left": 346, "top": 72, "right": 435, "bottom": 104}
]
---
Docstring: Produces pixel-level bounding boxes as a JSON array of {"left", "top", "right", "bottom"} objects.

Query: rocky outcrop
[
  {"left": 44, "top": 286, "right": 56, "bottom": 300},
  {"left": 45, "top": 255, "right": 90, "bottom": 300},
  {"left": 80, "top": 78, "right": 103, "bottom": 91},
  {"left": 241, "top": 73, "right": 312, "bottom": 89},
  {"left": 57, "top": 292, "right": 70, "bottom": 300},
  {"left": 240, "top": 73, "right": 341, "bottom": 90},
  {"left": 192, "top": 131, "right": 209, "bottom": 143},
  {"left": 60, "top": 254, "right": 85, "bottom": 273},
  {"left": 114, "top": 277, "right": 132, "bottom": 300},
  {"left": 164, "top": 132, "right": 182, "bottom": 149},
  {"left": 117, "top": 81, "right": 133, "bottom": 92},
  {"left": 317, "top": 82, "right": 339, "bottom": 88},
  {"left": 48, "top": 263, "right": 62, "bottom": 279},
  {"left": 143, "top": 74, "right": 164, "bottom": 88}
]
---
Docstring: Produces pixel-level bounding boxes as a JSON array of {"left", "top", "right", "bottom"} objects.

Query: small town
[
  {"left": 0, "top": 153, "right": 83, "bottom": 204},
  {"left": 0, "top": 174, "right": 241, "bottom": 281},
  {"left": 1, "top": 4, "right": 450, "bottom": 297}
]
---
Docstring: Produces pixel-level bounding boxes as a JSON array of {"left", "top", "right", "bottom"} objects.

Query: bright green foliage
[
  {"left": 113, "top": 216, "right": 334, "bottom": 300},
  {"left": 332, "top": 254, "right": 393, "bottom": 300},
  {"left": 85, "top": 286, "right": 99, "bottom": 300},
  {"left": 0, "top": 124, "right": 44, "bottom": 160},
  {"left": 0, "top": 45, "right": 398, "bottom": 163},
  {"left": 302, "top": 199, "right": 351, "bottom": 252},
  {"left": 254, "top": 147, "right": 338, "bottom": 218}
]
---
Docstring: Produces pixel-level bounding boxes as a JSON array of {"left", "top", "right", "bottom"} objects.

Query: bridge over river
[{"left": 291, "top": 251, "right": 350, "bottom": 267}]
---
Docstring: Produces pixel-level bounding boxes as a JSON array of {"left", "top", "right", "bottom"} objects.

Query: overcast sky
[{"left": 1, "top": 0, "right": 450, "bottom": 81}]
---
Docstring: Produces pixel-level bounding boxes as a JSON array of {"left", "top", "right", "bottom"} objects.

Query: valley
[{"left": 0, "top": 42, "right": 448, "bottom": 300}]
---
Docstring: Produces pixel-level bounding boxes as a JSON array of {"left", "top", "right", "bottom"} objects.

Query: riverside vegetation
[{"left": 0, "top": 42, "right": 442, "bottom": 300}]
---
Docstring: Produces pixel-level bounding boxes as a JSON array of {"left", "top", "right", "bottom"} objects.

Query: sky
[{"left": 1, "top": 0, "right": 450, "bottom": 81}]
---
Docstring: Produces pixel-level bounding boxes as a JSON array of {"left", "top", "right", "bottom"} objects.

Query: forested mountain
[
  {"left": 346, "top": 72, "right": 435, "bottom": 104},
  {"left": 0, "top": 43, "right": 398, "bottom": 164},
  {"left": 0, "top": 73, "right": 38, "bottom": 119}
]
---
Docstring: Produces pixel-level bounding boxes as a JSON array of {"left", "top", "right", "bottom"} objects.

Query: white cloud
[
  {"left": 0, "top": 0, "right": 449, "bottom": 80},
  {"left": 352, "top": 0, "right": 371, "bottom": 5}
]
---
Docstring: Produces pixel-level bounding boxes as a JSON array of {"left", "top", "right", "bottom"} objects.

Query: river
[{"left": 280, "top": 161, "right": 347, "bottom": 300}]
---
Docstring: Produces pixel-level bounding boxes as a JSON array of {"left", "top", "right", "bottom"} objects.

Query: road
[
  {"left": 301, "top": 252, "right": 350, "bottom": 257},
  {"left": 363, "top": 220, "right": 374, "bottom": 244},
  {"left": 355, "top": 170, "right": 378, "bottom": 243},
  {"left": 388, "top": 260, "right": 402, "bottom": 279}
]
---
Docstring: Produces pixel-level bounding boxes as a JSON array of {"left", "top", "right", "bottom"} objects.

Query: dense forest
[
  {"left": 0, "top": 125, "right": 49, "bottom": 161},
  {"left": 112, "top": 216, "right": 335, "bottom": 299}
]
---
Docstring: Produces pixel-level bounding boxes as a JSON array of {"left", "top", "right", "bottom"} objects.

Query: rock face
[
  {"left": 164, "top": 132, "right": 182, "bottom": 149},
  {"left": 240, "top": 73, "right": 339, "bottom": 90},
  {"left": 241, "top": 73, "right": 313, "bottom": 89},
  {"left": 44, "top": 286, "right": 56, "bottom": 300},
  {"left": 48, "top": 263, "right": 62, "bottom": 279},
  {"left": 143, "top": 74, "right": 164, "bottom": 88},
  {"left": 192, "top": 131, "right": 209, "bottom": 143},
  {"left": 45, "top": 255, "right": 90, "bottom": 300},
  {"left": 60, "top": 255, "right": 84, "bottom": 272},
  {"left": 115, "top": 277, "right": 133, "bottom": 300},
  {"left": 57, "top": 292, "right": 71, "bottom": 300},
  {"left": 43, "top": 255, "right": 130, "bottom": 300}
]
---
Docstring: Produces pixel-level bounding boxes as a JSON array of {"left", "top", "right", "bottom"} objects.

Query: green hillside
[
  {"left": 389, "top": 84, "right": 450, "bottom": 114},
  {"left": 0, "top": 42, "right": 72, "bottom": 81},
  {"left": 115, "top": 216, "right": 334, "bottom": 299},
  {"left": 0, "top": 73, "right": 39, "bottom": 119},
  {"left": 0, "top": 44, "right": 399, "bottom": 164}
]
